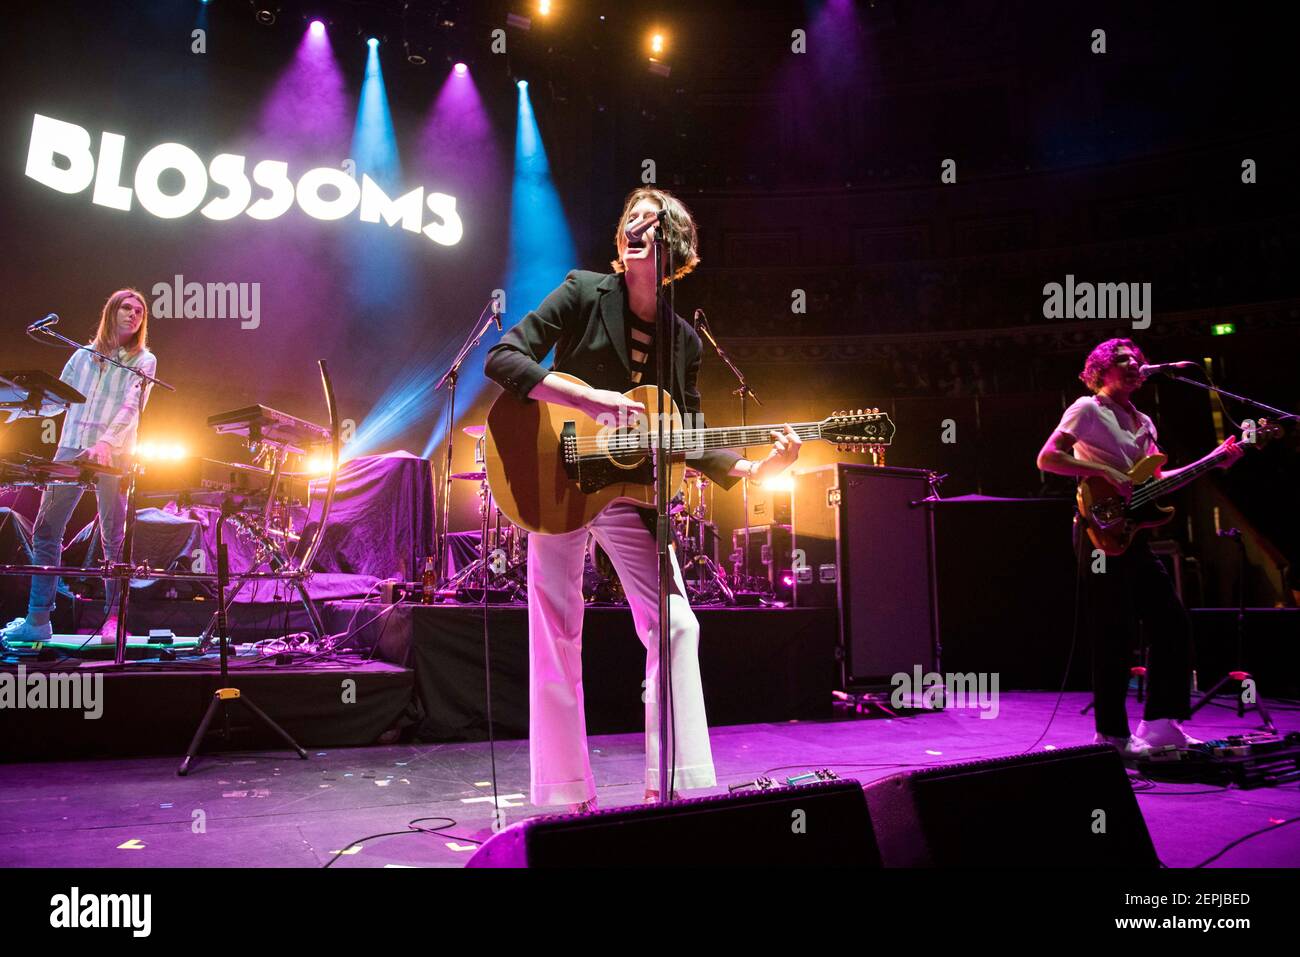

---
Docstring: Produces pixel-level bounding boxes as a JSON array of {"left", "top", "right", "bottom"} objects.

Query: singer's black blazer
[{"left": 484, "top": 269, "right": 743, "bottom": 491}]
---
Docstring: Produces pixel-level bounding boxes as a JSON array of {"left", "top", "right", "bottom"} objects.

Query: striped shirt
[
  {"left": 48, "top": 346, "right": 157, "bottom": 453},
  {"left": 626, "top": 309, "right": 656, "bottom": 385}
]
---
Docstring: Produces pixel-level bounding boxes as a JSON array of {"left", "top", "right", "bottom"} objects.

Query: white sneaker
[
  {"left": 1093, "top": 732, "right": 1143, "bottom": 758},
  {"left": 1, "top": 617, "right": 53, "bottom": 644},
  {"left": 1134, "top": 718, "right": 1202, "bottom": 750}
]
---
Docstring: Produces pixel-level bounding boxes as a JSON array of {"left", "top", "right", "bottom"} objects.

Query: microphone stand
[
  {"left": 696, "top": 312, "right": 762, "bottom": 587},
  {"left": 433, "top": 300, "right": 503, "bottom": 590},
  {"left": 1150, "top": 366, "right": 1289, "bottom": 730},
  {"left": 653, "top": 228, "right": 677, "bottom": 804},
  {"left": 29, "top": 325, "right": 175, "bottom": 394},
  {"left": 1147, "top": 368, "right": 1296, "bottom": 423}
]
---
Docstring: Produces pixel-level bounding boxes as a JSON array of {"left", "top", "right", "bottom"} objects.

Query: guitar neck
[
  {"left": 1136, "top": 446, "right": 1228, "bottom": 500},
  {"left": 652, "top": 421, "right": 826, "bottom": 453}
]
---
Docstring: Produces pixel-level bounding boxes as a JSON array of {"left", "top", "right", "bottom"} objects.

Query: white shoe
[
  {"left": 566, "top": 797, "right": 598, "bottom": 815},
  {"left": 1134, "top": 718, "right": 1201, "bottom": 750},
  {"left": 1093, "top": 732, "right": 1143, "bottom": 758},
  {"left": 1, "top": 617, "right": 53, "bottom": 644}
]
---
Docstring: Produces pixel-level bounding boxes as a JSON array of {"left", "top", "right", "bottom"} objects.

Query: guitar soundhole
[{"left": 602, "top": 427, "right": 647, "bottom": 469}]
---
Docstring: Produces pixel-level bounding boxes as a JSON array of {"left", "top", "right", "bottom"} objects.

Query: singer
[
  {"left": 1036, "top": 338, "right": 1242, "bottom": 755},
  {"left": 1, "top": 289, "right": 158, "bottom": 648},
  {"left": 484, "top": 188, "right": 801, "bottom": 811}
]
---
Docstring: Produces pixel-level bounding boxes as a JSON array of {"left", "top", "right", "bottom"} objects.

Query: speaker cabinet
[
  {"left": 864, "top": 745, "right": 1158, "bottom": 867},
  {"left": 466, "top": 780, "right": 879, "bottom": 867},
  {"left": 791, "top": 464, "right": 938, "bottom": 686}
]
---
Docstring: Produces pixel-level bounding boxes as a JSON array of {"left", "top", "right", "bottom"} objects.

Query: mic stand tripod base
[
  {"left": 178, "top": 687, "right": 308, "bottom": 776},
  {"left": 178, "top": 517, "right": 309, "bottom": 776},
  {"left": 1188, "top": 669, "right": 1275, "bottom": 732}
]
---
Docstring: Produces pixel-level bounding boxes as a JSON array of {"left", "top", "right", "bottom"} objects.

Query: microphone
[
  {"left": 625, "top": 210, "right": 663, "bottom": 248},
  {"left": 1139, "top": 361, "right": 1197, "bottom": 376},
  {"left": 490, "top": 303, "right": 503, "bottom": 332},
  {"left": 27, "top": 313, "right": 58, "bottom": 333},
  {"left": 693, "top": 308, "right": 706, "bottom": 332}
]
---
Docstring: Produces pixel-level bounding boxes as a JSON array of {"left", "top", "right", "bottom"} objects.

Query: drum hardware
[
  {"left": 197, "top": 381, "right": 341, "bottom": 650},
  {"left": 672, "top": 469, "right": 735, "bottom": 605},
  {"left": 437, "top": 462, "right": 527, "bottom": 603}
]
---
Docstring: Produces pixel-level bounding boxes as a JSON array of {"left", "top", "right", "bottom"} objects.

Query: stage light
[
  {"left": 761, "top": 474, "right": 795, "bottom": 493},
  {"left": 303, "top": 453, "right": 335, "bottom": 475},
  {"left": 309, "top": 19, "right": 325, "bottom": 37},
  {"left": 517, "top": 79, "right": 528, "bottom": 89},
  {"left": 650, "top": 33, "right": 666, "bottom": 55},
  {"left": 538, "top": 0, "right": 552, "bottom": 15},
  {"left": 367, "top": 37, "right": 379, "bottom": 48},
  {"left": 454, "top": 62, "right": 468, "bottom": 75},
  {"left": 136, "top": 441, "right": 188, "bottom": 462}
]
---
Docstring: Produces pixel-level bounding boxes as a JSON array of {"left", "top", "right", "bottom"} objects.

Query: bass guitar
[{"left": 1077, "top": 419, "right": 1279, "bottom": 556}]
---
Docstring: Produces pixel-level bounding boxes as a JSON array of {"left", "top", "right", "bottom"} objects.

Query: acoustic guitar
[
  {"left": 1076, "top": 419, "right": 1279, "bottom": 556},
  {"left": 485, "top": 372, "right": 896, "bottom": 535}
]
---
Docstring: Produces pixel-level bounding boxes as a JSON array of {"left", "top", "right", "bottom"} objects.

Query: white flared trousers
[{"left": 525, "top": 501, "right": 716, "bottom": 806}]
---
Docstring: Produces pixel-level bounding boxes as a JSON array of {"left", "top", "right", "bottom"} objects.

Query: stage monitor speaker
[
  {"left": 864, "top": 745, "right": 1158, "bottom": 867},
  {"left": 792, "top": 464, "right": 937, "bottom": 686},
  {"left": 465, "top": 780, "right": 879, "bottom": 867}
]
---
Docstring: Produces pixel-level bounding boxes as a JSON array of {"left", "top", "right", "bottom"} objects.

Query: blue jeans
[{"left": 27, "top": 447, "right": 128, "bottom": 617}]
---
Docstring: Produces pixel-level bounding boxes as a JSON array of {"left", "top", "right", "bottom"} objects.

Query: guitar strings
[
  {"left": 568, "top": 421, "right": 846, "bottom": 453},
  {"left": 1127, "top": 449, "right": 1228, "bottom": 508}
]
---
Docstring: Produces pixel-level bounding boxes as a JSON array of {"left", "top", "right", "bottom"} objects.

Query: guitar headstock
[
  {"left": 1240, "top": 418, "right": 1283, "bottom": 448},
  {"left": 819, "top": 408, "right": 896, "bottom": 453}
]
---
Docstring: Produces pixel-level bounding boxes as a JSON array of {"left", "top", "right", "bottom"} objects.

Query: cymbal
[
  {"left": 462, "top": 425, "right": 486, "bottom": 438},
  {"left": 451, "top": 470, "right": 487, "bottom": 481}
]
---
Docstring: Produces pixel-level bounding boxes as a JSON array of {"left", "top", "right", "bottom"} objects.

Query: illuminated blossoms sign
[{"left": 23, "top": 114, "right": 463, "bottom": 246}]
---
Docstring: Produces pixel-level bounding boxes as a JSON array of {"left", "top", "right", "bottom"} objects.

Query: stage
[{"left": 1, "top": 691, "right": 1296, "bottom": 868}]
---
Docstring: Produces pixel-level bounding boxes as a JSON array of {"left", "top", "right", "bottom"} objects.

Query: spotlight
[
  {"left": 136, "top": 441, "right": 189, "bottom": 462},
  {"left": 454, "top": 62, "right": 468, "bottom": 75},
  {"left": 367, "top": 36, "right": 379, "bottom": 47},
  {"left": 303, "top": 453, "right": 335, "bottom": 475},
  {"left": 309, "top": 19, "right": 325, "bottom": 37},
  {"left": 650, "top": 32, "right": 666, "bottom": 55},
  {"left": 254, "top": 7, "right": 278, "bottom": 26},
  {"left": 517, "top": 79, "right": 528, "bottom": 90},
  {"left": 538, "top": 0, "right": 552, "bottom": 15},
  {"left": 761, "top": 474, "right": 795, "bottom": 493}
]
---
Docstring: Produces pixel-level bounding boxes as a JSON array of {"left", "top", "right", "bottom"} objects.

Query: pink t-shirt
[{"left": 1056, "top": 394, "right": 1159, "bottom": 473}]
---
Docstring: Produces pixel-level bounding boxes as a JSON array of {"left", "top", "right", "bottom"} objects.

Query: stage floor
[{"left": 1, "top": 691, "right": 1296, "bottom": 868}]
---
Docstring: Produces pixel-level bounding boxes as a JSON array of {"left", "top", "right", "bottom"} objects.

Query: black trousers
[{"left": 1076, "top": 523, "right": 1193, "bottom": 737}]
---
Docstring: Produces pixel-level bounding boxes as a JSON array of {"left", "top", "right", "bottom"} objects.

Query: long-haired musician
[
  {"left": 1037, "top": 338, "right": 1242, "bottom": 754},
  {"left": 485, "top": 188, "right": 801, "bottom": 811},
  {"left": 2, "top": 288, "right": 158, "bottom": 646}
]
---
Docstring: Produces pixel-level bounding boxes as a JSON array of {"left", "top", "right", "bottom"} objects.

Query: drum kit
[{"left": 442, "top": 425, "right": 735, "bottom": 606}]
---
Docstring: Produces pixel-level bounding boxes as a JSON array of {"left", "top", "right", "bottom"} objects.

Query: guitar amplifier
[
  {"left": 790, "top": 466, "right": 841, "bottom": 608},
  {"left": 730, "top": 524, "right": 793, "bottom": 595},
  {"left": 790, "top": 464, "right": 940, "bottom": 686},
  {"left": 746, "top": 486, "right": 791, "bottom": 526}
]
